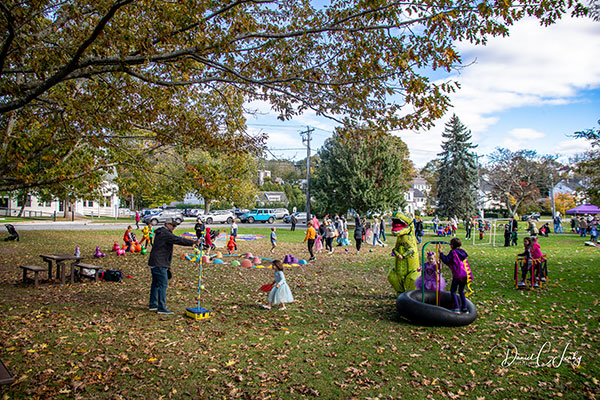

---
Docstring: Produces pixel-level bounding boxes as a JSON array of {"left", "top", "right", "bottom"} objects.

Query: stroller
[{"left": 4, "top": 224, "right": 19, "bottom": 241}]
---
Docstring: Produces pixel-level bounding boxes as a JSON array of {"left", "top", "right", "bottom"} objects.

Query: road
[{"left": 7, "top": 219, "right": 293, "bottom": 231}]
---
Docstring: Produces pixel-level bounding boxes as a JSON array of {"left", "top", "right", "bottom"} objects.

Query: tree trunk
[
  {"left": 17, "top": 192, "right": 27, "bottom": 217},
  {"left": 130, "top": 193, "right": 134, "bottom": 211},
  {"left": 63, "top": 199, "right": 71, "bottom": 219}
]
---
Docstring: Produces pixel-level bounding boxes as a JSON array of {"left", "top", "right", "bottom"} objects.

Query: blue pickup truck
[{"left": 239, "top": 209, "right": 276, "bottom": 224}]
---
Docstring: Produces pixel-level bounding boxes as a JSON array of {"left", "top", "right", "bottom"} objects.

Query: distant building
[
  {"left": 404, "top": 175, "right": 432, "bottom": 215},
  {"left": 1, "top": 181, "right": 121, "bottom": 218},
  {"left": 256, "top": 191, "right": 289, "bottom": 206},
  {"left": 257, "top": 170, "right": 272, "bottom": 186},
  {"left": 553, "top": 178, "right": 587, "bottom": 202}
]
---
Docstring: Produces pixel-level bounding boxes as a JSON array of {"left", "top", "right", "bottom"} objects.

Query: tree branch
[
  {"left": 0, "top": 0, "right": 134, "bottom": 113},
  {"left": 0, "top": 2, "right": 15, "bottom": 74}
]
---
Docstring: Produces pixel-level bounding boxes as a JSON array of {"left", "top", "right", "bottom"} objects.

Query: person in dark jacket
[
  {"left": 194, "top": 217, "right": 205, "bottom": 241},
  {"left": 148, "top": 218, "right": 199, "bottom": 315},
  {"left": 353, "top": 215, "right": 366, "bottom": 254},
  {"left": 290, "top": 213, "right": 297, "bottom": 231}
]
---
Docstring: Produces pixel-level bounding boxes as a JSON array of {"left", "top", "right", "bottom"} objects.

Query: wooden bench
[
  {"left": 20, "top": 265, "right": 48, "bottom": 286},
  {"left": 73, "top": 262, "right": 102, "bottom": 282}
]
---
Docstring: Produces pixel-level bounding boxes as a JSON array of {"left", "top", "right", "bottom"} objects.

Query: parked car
[
  {"left": 142, "top": 208, "right": 161, "bottom": 217},
  {"left": 199, "top": 210, "right": 235, "bottom": 224},
  {"left": 143, "top": 210, "right": 184, "bottom": 225},
  {"left": 273, "top": 208, "right": 290, "bottom": 219},
  {"left": 183, "top": 208, "right": 202, "bottom": 217},
  {"left": 283, "top": 212, "right": 309, "bottom": 224},
  {"left": 233, "top": 208, "right": 250, "bottom": 218},
  {"left": 239, "top": 209, "right": 276, "bottom": 224},
  {"left": 521, "top": 212, "right": 540, "bottom": 221}
]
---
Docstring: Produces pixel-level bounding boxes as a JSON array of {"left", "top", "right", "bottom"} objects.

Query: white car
[
  {"left": 273, "top": 208, "right": 290, "bottom": 219},
  {"left": 199, "top": 210, "right": 235, "bottom": 224}
]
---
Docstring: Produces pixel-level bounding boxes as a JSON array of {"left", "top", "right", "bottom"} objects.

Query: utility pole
[
  {"left": 300, "top": 126, "right": 314, "bottom": 219},
  {"left": 550, "top": 172, "right": 556, "bottom": 219}
]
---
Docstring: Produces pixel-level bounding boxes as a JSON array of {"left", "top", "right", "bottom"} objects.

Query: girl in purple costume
[{"left": 439, "top": 238, "right": 469, "bottom": 314}]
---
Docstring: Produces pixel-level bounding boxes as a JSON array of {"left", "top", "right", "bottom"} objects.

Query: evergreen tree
[
  {"left": 312, "top": 128, "right": 413, "bottom": 216},
  {"left": 436, "top": 115, "right": 478, "bottom": 220}
]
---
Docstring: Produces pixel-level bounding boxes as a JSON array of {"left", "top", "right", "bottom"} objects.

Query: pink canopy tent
[{"left": 565, "top": 204, "right": 600, "bottom": 215}]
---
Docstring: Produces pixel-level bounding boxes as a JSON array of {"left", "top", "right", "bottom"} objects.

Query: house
[
  {"left": 553, "top": 178, "right": 587, "bottom": 202},
  {"left": 256, "top": 191, "right": 289, "bottom": 206},
  {"left": 1, "top": 181, "right": 122, "bottom": 218},
  {"left": 404, "top": 187, "right": 428, "bottom": 215},
  {"left": 402, "top": 174, "right": 432, "bottom": 215},
  {"left": 257, "top": 170, "right": 272, "bottom": 186}
]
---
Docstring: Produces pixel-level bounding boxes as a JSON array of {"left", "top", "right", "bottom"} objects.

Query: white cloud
[{"left": 401, "top": 15, "right": 600, "bottom": 167}]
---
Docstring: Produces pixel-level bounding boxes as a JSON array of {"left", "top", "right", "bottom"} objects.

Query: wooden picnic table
[{"left": 39, "top": 254, "right": 83, "bottom": 284}]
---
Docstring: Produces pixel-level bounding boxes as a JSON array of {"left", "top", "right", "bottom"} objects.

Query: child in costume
[
  {"left": 140, "top": 222, "right": 152, "bottom": 248},
  {"left": 517, "top": 237, "right": 535, "bottom": 288},
  {"left": 439, "top": 238, "right": 470, "bottom": 313},
  {"left": 270, "top": 227, "right": 277, "bottom": 253},
  {"left": 204, "top": 227, "right": 215, "bottom": 251},
  {"left": 262, "top": 260, "right": 294, "bottom": 310},
  {"left": 123, "top": 225, "right": 134, "bottom": 252},
  {"left": 415, "top": 252, "right": 447, "bottom": 291},
  {"left": 531, "top": 236, "right": 547, "bottom": 282},
  {"left": 590, "top": 225, "right": 598, "bottom": 242},
  {"left": 226, "top": 235, "right": 236, "bottom": 254}
]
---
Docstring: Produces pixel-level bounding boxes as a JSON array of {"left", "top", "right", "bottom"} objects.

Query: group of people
[
  {"left": 123, "top": 222, "right": 155, "bottom": 252},
  {"left": 502, "top": 217, "right": 520, "bottom": 247},
  {"left": 303, "top": 213, "right": 390, "bottom": 260},
  {"left": 571, "top": 215, "right": 598, "bottom": 241}
]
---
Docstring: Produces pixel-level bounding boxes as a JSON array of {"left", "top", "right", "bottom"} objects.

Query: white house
[
  {"left": 404, "top": 175, "right": 431, "bottom": 215},
  {"left": 256, "top": 191, "right": 289, "bottom": 206},
  {"left": 1, "top": 181, "right": 122, "bottom": 218},
  {"left": 553, "top": 178, "right": 587, "bottom": 202}
]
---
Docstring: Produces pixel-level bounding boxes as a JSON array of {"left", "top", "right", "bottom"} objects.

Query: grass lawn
[{"left": 0, "top": 226, "right": 598, "bottom": 399}]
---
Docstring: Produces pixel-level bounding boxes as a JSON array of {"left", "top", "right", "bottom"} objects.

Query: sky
[{"left": 245, "top": 14, "right": 600, "bottom": 168}]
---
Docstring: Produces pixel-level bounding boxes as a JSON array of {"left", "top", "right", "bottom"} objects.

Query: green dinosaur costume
[{"left": 388, "top": 212, "right": 420, "bottom": 294}]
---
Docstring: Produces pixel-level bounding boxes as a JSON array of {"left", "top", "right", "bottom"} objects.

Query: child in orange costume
[{"left": 226, "top": 235, "right": 236, "bottom": 254}]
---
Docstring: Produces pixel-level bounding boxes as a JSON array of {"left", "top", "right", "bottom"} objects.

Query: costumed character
[
  {"left": 226, "top": 235, "right": 236, "bottom": 254},
  {"left": 415, "top": 252, "right": 447, "bottom": 291},
  {"left": 388, "top": 211, "right": 420, "bottom": 293}
]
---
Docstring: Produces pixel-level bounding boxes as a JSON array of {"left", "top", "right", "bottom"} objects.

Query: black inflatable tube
[{"left": 396, "top": 290, "right": 477, "bottom": 327}]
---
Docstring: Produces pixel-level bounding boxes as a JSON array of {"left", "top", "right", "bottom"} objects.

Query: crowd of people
[{"left": 127, "top": 208, "right": 597, "bottom": 315}]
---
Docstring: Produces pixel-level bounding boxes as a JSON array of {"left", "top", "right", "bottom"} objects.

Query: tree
[
  {"left": 1, "top": 0, "right": 587, "bottom": 193},
  {"left": 312, "top": 128, "right": 413, "bottom": 215},
  {"left": 435, "top": 115, "right": 478, "bottom": 220},
  {"left": 542, "top": 193, "right": 578, "bottom": 216},
  {"left": 483, "top": 148, "right": 556, "bottom": 217},
  {"left": 574, "top": 120, "right": 600, "bottom": 205},
  {"left": 186, "top": 151, "right": 258, "bottom": 213}
]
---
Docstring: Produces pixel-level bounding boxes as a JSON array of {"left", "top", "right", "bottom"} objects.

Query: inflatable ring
[{"left": 396, "top": 290, "right": 477, "bottom": 327}]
